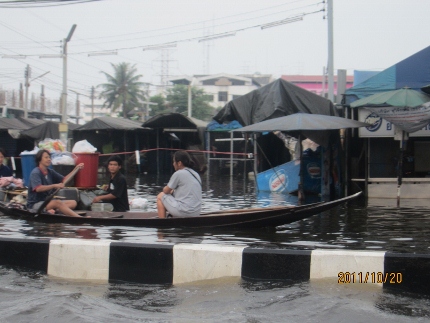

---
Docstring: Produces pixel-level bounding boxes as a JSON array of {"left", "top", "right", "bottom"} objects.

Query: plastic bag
[
  {"left": 72, "top": 140, "right": 97, "bottom": 153},
  {"left": 20, "top": 147, "right": 39, "bottom": 155},
  {"left": 51, "top": 152, "right": 76, "bottom": 165},
  {"left": 0, "top": 177, "right": 24, "bottom": 188},
  {"left": 129, "top": 197, "right": 148, "bottom": 209},
  {"left": 78, "top": 190, "right": 97, "bottom": 210},
  {"left": 38, "top": 138, "right": 66, "bottom": 152}
]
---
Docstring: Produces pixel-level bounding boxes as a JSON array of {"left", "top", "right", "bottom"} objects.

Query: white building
[
  {"left": 168, "top": 73, "right": 274, "bottom": 108},
  {"left": 82, "top": 99, "right": 113, "bottom": 122}
]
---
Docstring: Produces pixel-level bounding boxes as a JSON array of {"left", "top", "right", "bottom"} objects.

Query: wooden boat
[{"left": 0, "top": 192, "right": 362, "bottom": 228}]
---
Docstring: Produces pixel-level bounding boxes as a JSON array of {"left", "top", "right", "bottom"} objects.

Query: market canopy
[
  {"left": 232, "top": 113, "right": 369, "bottom": 147},
  {"left": 213, "top": 78, "right": 336, "bottom": 127},
  {"left": 142, "top": 113, "right": 208, "bottom": 145},
  {"left": 233, "top": 113, "right": 369, "bottom": 132},
  {"left": 20, "top": 121, "right": 79, "bottom": 140},
  {"left": 0, "top": 117, "right": 47, "bottom": 139},
  {"left": 16, "top": 117, "right": 46, "bottom": 128},
  {"left": 345, "top": 45, "right": 430, "bottom": 103},
  {"left": 0, "top": 118, "right": 31, "bottom": 131},
  {"left": 142, "top": 112, "right": 208, "bottom": 130},
  {"left": 75, "top": 116, "right": 149, "bottom": 131}
]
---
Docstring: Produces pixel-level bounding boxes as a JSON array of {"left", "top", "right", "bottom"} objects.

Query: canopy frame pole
[
  {"left": 123, "top": 131, "right": 127, "bottom": 172},
  {"left": 365, "top": 138, "right": 369, "bottom": 197},
  {"left": 243, "top": 133, "right": 248, "bottom": 182},
  {"left": 253, "top": 133, "right": 259, "bottom": 191},
  {"left": 156, "top": 130, "right": 159, "bottom": 176},
  {"left": 230, "top": 131, "right": 233, "bottom": 177},
  {"left": 206, "top": 131, "right": 210, "bottom": 181},
  {"left": 298, "top": 134, "right": 305, "bottom": 203},
  {"left": 397, "top": 131, "right": 405, "bottom": 207}
]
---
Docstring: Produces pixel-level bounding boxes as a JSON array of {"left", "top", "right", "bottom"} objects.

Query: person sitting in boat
[
  {"left": 27, "top": 149, "right": 84, "bottom": 217},
  {"left": 157, "top": 150, "right": 202, "bottom": 218},
  {"left": 92, "top": 155, "right": 129, "bottom": 212},
  {"left": 0, "top": 148, "right": 12, "bottom": 177}
]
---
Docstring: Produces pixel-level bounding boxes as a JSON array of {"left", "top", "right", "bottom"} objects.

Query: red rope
[{"left": 12, "top": 148, "right": 255, "bottom": 159}]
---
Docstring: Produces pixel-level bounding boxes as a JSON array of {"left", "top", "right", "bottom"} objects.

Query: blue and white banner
[{"left": 358, "top": 107, "right": 430, "bottom": 138}]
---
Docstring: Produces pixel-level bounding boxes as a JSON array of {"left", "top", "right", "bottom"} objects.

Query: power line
[
  {"left": 69, "top": 0, "right": 319, "bottom": 43},
  {"left": 0, "top": 0, "right": 102, "bottom": 9}
]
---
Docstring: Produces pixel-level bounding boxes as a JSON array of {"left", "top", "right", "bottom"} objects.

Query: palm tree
[{"left": 98, "top": 62, "right": 146, "bottom": 118}]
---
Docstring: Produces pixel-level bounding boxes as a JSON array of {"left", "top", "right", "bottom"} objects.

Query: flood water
[
  {"left": 1, "top": 174, "right": 430, "bottom": 322},
  {"left": 1, "top": 174, "right": 429, "bottom": 253}
]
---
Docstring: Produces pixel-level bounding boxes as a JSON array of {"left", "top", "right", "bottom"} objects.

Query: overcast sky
[{"left": 1, "top": 0, "right": 429, "bottom": 105}]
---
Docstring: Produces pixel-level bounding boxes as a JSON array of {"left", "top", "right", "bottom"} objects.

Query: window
[{"left": 218, "top": 91, "right": 228, "bottom": 102}]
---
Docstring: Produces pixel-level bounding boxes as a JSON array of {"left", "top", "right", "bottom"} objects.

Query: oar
[{"left": 35, "top": 166, "right": 81, "bottom": 216}]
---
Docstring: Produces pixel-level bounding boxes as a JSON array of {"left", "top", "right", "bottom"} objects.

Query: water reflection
[{"left": 0, "top": 174, "right": 430, "bottom": 253}]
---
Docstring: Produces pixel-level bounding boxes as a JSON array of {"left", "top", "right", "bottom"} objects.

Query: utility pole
[
  {"left": 91, "top": 86, "right": 95, "bottom": 119},
  {"left": 187, "top": 85, "right": 192, "bottom": 118},
  {"left": 19, "top": 83, "right": 23, "bottom": 109},
  {"left": 75, "top": 92, "right": 80, "bottom": 124},
  {"left": 71, "top": 88, "right": 94, "bottom": 123},
  {"left": 327, "top": 0, "right": 334, "bottom": 102},
  {"left": 40, "top": 85, "right": 45, "bottom": 112},
  {"left": 140, "top": 101, "right": 157, "bottom": 121},
  {"left": 60, "top": 24, "right": 77, "bottom": 146},
  {"left": 24, "top": 65, "right": 31, "bottom": 118},
  {"left": 187, "top": 77, "right": 196, "bottom": 118},
  {"left": 61, "top": 24, "right": 77, "bottom": 124},
  {"left": 23, "top": 66, "right": 50, "bottom": 118}
]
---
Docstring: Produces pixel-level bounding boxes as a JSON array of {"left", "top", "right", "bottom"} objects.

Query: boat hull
[{"left": 0, "top": 192, "right": 362, "bottom": 229}]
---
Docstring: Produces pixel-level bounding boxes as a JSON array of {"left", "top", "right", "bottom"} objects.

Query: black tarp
[
  {"left": 75, "top": 116, "right": 147, "bottom": 131},
  {"left": 143, "top": 113, "right": 207, "bottom": 130},
  {"left": 0, "top": 118, "right": 46, "bottom": 172},
  {"left": 142, "top": 112, "right": 208, "bottom": 144},
  {"left": 16, "top": 117, "right": 46, "bottom": 128},
  {"left": 73, "top": 117, "right": 152, "bottom": 173},
  {"left": 0, "top": 117, "right": 45, "bottom": 131},
  {"left": 142, "top": 113, "right": 208, "bottom": 174},
  {"left": 20, "top": 121, "right": 79, "bottom": 140},
  {"left": 213, "top": 78, "right": 336, "bottom": 126}
]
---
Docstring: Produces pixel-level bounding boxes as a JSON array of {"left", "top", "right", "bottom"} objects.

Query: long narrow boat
[{"left": 0, "top": 192, "right": 361, "bottom": 228}]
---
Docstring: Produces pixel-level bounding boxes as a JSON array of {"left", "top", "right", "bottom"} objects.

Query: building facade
[
  {"left": 169, "top": 73, "right": 274, "bottom": 108},
  {"left": 281, "top": 75, "right": 354, "bottom": 97}
]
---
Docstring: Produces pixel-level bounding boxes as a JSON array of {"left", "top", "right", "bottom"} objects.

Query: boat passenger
[
  {"left": 157, "top": 150, "right": 202, "bottom": 218},
  {"left": 27, "top": 149, "right": 84, "bottom": 217},
  {"left": 92, "top": 155, "right": 129, "bottom": 212},
  {"left": 0, "top": 148, "right": 12, "bottom": 177}
]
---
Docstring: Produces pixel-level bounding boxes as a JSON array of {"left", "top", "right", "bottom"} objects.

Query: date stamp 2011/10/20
[{"left": 338, "top": 272, "right": 402, "bottom": 284}]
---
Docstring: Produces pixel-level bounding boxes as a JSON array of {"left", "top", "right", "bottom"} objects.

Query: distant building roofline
[{"left": 282, "top": 75, "right": 354, "bottom": 83}]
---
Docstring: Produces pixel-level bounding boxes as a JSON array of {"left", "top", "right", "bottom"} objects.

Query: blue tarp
[
  {"left": 207, "top": 120, "right": 242, "bottom": 131},
  {"left": 345, "top": 45, "right": 430, "bottom": 104}
]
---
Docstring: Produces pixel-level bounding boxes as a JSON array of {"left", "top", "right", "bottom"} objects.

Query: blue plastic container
[
  {"left": 20, "top": 153, "right": 53, "bottom": 187},
  {"left": 20, "top": 154, "right": 36, "bottom": 187}
]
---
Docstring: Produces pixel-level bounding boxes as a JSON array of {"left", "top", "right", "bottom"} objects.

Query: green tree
[
  {"left": 166, "top": 84, "right": 214, "bottom": 121},
  {"left": 98, "top": 62, "right": 146, "bottom": 118},
  {"left": 148, "top": 94, "right": 170, "bottom": 116}
]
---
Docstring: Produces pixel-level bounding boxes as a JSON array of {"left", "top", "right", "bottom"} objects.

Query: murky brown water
[
  {"left": 1, "top": 174, "right": 429, "bottom": 253},
  {"left": 1, "top": 174, "right": 430, "bottom": 321}
]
